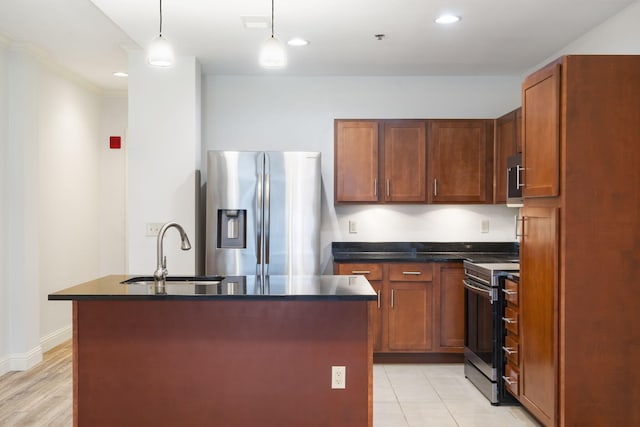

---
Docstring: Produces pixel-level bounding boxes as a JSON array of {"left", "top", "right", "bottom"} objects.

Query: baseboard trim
[
  {"left": 0, "top": 325, "right": 71, "bottom": 375},
  {"left": 0, "top": 356, "right": 10, "bottom": 376},
  {"left": 0, "top": 346, "right": 44, "bottom": 374},
  {"left": 373, "top": 352, "right": 464, "bottom": 364},
  {"left": 41, "top": 324, "right": 72, "bottom": 352}
]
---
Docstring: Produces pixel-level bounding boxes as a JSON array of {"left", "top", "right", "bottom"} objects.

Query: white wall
[
  {"left": 127, "top": 52, "right": 201, "bottom": 276},
  {"left": 203, "top": 75, "right": 522, "bottom": 271},
  {"left": 3, "top": 48, "right": 42, "bottom": 372},
  {"left": 0, "top": 42, "right": 127, "bottom": 375},
  {"left": 526, "top": 1, "right": 640, "bottom": 75},
  {"left": 37, "top": 62, "right": 104, "bottom": 348},
  {"left": 99, "top": 96, "right": 128, "bottom": 275},
  {"left": 0, "top": 36, "right": 8, "bottom": 366}
]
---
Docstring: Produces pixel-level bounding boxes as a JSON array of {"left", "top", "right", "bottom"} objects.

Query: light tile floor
[{"left": 374, "top": 364, "right": 542, "bottom": 427}]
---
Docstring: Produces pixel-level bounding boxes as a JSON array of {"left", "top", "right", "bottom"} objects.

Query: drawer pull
[
  {"left": 502, "top": 289, "right": 517, "bottom": 296},
  {"left": 351, "top": 270, "right": 371, "bottom": 274},
  {"left": 377, "top": 290, "right": 381, "bottom": 309},
  {"left": 502, "top": 317, "right": 517, "bottom": 324},
  {"left": 391, "top": 289, "right": 395, "bottom": 308},
  {"left": 402, "top": 271, "right": 422, "bottom": 275},
  {"left": 502, "top": 375, "right": 517, "bottom": 386},
  {"left": 502, "top": 346, "right": 518, "bottom": 355}
]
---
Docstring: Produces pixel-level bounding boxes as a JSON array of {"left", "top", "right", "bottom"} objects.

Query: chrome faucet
[{"left": 153, "top": 222, "right": 191, "bottom": 290}]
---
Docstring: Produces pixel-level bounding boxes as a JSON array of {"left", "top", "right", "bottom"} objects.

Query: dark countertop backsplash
[{"left": 332, "top": 241, "right": 520, "bottom": 263}]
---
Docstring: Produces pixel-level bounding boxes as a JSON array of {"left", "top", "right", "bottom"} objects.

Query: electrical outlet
[
  {"left": 146, "top": 223, "right": 164, "bottom": 237},
  {"left": 331, "top": 366, "right": 346, "bottom": 389},
  {"left": 349, "top": 220, "right": 357, "bottom": 234},
  {"left": 481, "top": 219, "right": 490, "bottom": 233}
]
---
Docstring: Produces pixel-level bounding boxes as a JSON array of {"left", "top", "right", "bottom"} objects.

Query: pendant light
[
  {"left": 147, "top": 0, "right": 174, "bottom": 67},
  {"left": 259, "top": 0, "right": 286, "bottom": 68}
]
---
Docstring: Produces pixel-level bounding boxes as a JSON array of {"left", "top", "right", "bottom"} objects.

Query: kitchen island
[{"left": 49, "top": 275, "right": 376, "bottom": 427}]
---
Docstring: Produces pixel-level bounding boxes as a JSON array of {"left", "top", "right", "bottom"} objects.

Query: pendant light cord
[
  {"left": 159, "top": 0, "right": 163, "bottom": 36},
  {"left": 271, "top": 0, "right": 275, "bottom": 38}
]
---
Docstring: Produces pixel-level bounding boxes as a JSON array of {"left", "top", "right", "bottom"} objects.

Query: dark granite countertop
[
  {"left": 48, "top": 274, "right": 377, "bottom": 301},
  {"left": 332, "top": 242, "right": 519, "bottom": 263}
]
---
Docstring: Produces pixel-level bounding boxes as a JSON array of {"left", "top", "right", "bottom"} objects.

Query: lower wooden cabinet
[
  {"left": 434, "top": 263, "right": 465, "bottom": 351},
  {"left": 335, "top": 261, "right": 464, "bottom": 354},
  {"left": 334, "top": 263, "right": 384, "bottom": 351},
  {"left": 387, "top": 263, "right": 434, "bottom": 351}
]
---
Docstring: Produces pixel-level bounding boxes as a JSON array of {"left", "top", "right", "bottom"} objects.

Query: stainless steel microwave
[{"left": 506, "top": 153, "right": 523, "bottom": 207}]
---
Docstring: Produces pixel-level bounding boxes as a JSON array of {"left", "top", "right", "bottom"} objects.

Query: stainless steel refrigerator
[{"left": 205, "top": 151, "right": 321, "bottom": 276}]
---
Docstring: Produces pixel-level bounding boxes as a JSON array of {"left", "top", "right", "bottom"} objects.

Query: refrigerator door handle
[
  {"left": 256, "top": 153, "right": 265, "bottom": 274},
  {"left": 263, "top": 153, "right": 271, "bottom": 273}
]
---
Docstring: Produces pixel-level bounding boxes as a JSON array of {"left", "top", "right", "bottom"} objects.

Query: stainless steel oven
[{"left": 463, "top": 261, "right": 519, "bottom": 404}]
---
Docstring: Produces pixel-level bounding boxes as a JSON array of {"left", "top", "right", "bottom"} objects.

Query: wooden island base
[{"left": 73, "top": 300, "right": 372, "bottom": 427}]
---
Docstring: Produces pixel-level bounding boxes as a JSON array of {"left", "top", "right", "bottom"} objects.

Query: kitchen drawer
[
  {"left": 503, "top": 334, "right": 520, "bottom": 367},
  {"left": 503, "top": 279, "right": 519, "bottom": 306},
  {"left": 388, "top": 263, "right": 433, "bottom": 282},
  {"left": 503, "top": 364, "right": 520, "bottom": 398},
  {"left": 503, "top": 306, "right": 519, "bottom": 335},
  {"left": 334, "top": 263, "right": 382, "bottom": 281}
]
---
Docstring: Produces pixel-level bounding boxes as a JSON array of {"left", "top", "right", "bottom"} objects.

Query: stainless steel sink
[
  {"left": 121, "top": 276, "right": 225, "bottom": 286},
  {"left": 119, "top": 275, "right": 246, "bottom": 296}
]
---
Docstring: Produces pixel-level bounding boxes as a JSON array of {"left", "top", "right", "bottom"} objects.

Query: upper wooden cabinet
[
  {"left": 383, "top": 121, "right": 427, "bottom": 202},
  {"left": 334, "top": 119, "right": 426, "bottom": 204},
  {"left": 428, "top": 119, "right": 494, "bottom": 203},
  {"left": 494, "top": 108, "right": 521, "bottom": 204},
  {"left": 522, "top": 62, "right": 561, "bottom": 198},
  {"left": 334, "top": 120, "right": 379, "bottom": 202}
]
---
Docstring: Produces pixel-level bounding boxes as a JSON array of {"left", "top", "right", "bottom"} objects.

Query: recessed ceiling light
[
  {"left": 113, "top": 72, "right": 128, "bottom": 77},
  {"left": 435, "top": 14, "right": 461, "bottom": 24},
  {"left": 287, "top": 38, "right": 309, "bottom": 47},
  {"left": 241, "top": 16, "right": 270, "bottom": 29}
]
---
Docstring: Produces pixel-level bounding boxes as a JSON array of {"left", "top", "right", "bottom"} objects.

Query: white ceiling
[{"left": 0, "top": 0, "right": 636, "bottom": 92}]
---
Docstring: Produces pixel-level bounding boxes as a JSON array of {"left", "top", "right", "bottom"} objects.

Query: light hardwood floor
[{"left": 0, "top": 341, "right": 72, "bottom": 427}]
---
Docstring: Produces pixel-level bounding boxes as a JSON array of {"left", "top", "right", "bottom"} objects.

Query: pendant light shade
[
  {"left": 260, "top": 0, "right": 286, "bottom": 69},
  {"left": 260, "top": 36, "right": 286, "bottom": 68},
  {"left": 147, "top": 34, "right": 174, "bottom": 67},
  {"left": 147, "top": 0, "right": 174, "bottom": 67}
]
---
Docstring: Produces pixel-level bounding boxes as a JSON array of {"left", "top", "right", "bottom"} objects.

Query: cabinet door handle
[
  {"left": 386, "top": 179, "right": 390, "bottom": 197},
  {"left": 515, "top": 216, "right": 524, "bottom": 239},
  {"left": 502, "top": 317, "right": 517, "bottom": 324},
  {"left": 502, "top": 346, "right": 518, "bottom": 355},
  {"left": 377, "top": 290, "right": 381, "bottom": 309},
  {"left": 502, "top": 375, "right": 517, "bottom": 386},
  {"left": 433, "top": 178, "right": 438, "bottom": 197},
  {"left": 517, "top": 165, "right": 525, "bottom": 189},
  {"left": 351, "top": 270, "right": 371, "bottom": 274},
  {"left": 374, "top": 178, "right": 378, "bottom": 197},
  {"left": 391, "top": 289, "right": 395, "bottom": 308},
  {"left": 402, "top": 271, "right": 421, "bottom": 275}
]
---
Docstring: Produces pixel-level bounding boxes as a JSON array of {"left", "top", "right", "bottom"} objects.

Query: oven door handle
[{"left": 463, "top": 279, "right": 495, "bottom": 303}]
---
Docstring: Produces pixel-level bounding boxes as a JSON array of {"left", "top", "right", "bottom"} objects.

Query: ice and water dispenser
[{"left": 217, "top": 209, "right": 247, "bottom": 249}]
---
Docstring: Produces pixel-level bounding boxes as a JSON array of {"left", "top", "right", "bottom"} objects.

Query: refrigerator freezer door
[
  {"left": 206, "top": 151, "right": 321, "bottom": 276},
  {"left": 206, "top": 151, "right": 261, "bottom": 275}
]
